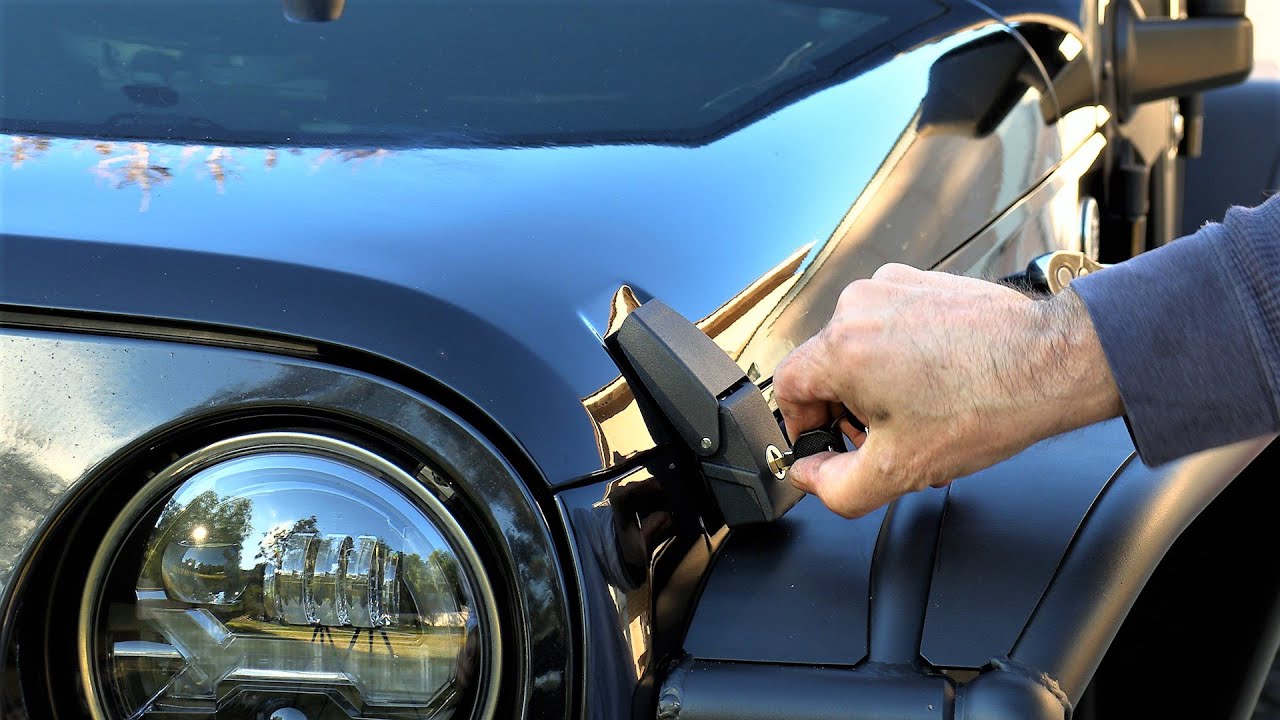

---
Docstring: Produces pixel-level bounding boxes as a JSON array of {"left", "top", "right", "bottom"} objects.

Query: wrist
[{"left": 1024, "top": 289, "right": 1124, "bottom": 437}]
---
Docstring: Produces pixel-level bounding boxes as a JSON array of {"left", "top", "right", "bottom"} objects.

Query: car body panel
[
  {"left": 1181, "top": 77, "right": 1280, "bottom": 233},
  {"left": 1, "top": 3, "right": 1083, "bottom": 488},
  {"left": 680, "top": 420, "right": 1130, "bottom": 673},
  {"left": 0, "top": 329, "right": 574, "bottom": 719},
  {"left": 919, "top": 420, "right": 1133, "bottom": 668},
  {"left": 682, "top": 497, "right": 886, "bottom": 666},
  {"left": 2, "top": 1, "right": 1263, "bottom": 718},
  {"left": 1009, "top": 433, "right": 1272, "bottom": 704},
  {"left": 659, "top": 432, "right": 1270, "bottom": 719}
]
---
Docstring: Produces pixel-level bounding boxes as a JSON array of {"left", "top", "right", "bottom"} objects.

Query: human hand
[{"left": 773, "top": 264, "right": 1122, "bottom": 518}]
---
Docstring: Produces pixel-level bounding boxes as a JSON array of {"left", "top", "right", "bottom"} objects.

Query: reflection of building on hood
[
  {"left": 572, "top": 503, "right": 645, "bottom": 593},
  {"left": 569, "top": 499, "right": 658, "bottom": 707}
]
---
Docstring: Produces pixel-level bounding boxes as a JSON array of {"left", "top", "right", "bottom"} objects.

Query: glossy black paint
[
  {"left": 0, "top": 1, "right": 1082, "bottom": 490},
  {"left": 3, "top": 1, "right": 950, "bottom": 148},
  {"left": 974, "top": 0, "right": 1097, "bottom": 30},
  {"left": 0, "top": 329, "right": 572, "bottom": 719},
  {"left": 543, "top": 11, "right": 1116, "bottom": 714},
  {"left": 1181, "top": 78, "right": 1280, "bottom": 233},
  {"left": 0, "top": 1, "right": 1248, "bottom": 719}
]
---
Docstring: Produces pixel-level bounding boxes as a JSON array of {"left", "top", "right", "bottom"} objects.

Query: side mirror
[
  {"left": 282, "top": 0, "right": 345, "bottom": 23},
  {"left": 1113, "top": 0, "right": 1253, "bottom": 121}
]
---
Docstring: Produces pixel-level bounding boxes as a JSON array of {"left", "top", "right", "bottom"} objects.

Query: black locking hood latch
[{"left": 611, "top": 299, "right": 805, "bottom": 526}]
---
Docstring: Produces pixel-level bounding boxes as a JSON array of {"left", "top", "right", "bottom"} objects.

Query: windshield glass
[{"left": 1, "top": 0, "right": 942, "bottom": 147}]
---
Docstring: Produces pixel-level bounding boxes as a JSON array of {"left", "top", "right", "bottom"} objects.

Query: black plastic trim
[
  {"left": 682, "top": 495, "right": 884, "bottom": 666},
  {"left": 920, "top": 421, "right": 1133, "bottom": 669},
  {"left": 867, "top": 486, "right": 950, "bottom": 666},
  {"left": 1010, "top": 435, "right": 1271, "bottom": 703},
  {"left": 659, "top": 659, "right": 950, "bottom": 720}
]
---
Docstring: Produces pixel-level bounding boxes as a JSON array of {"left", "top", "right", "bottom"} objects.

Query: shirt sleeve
[{"left": 1070, "top": 193, "right": 1280, "bottom": 466}]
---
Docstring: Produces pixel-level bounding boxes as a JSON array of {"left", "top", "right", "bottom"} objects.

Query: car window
[{"left": 0, "top": 0, "right": 944, "bottom": 147}]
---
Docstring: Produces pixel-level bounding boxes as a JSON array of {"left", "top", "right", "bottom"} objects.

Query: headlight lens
[{"left": 79, "top": 433, "right": 500, "bottom": 720}]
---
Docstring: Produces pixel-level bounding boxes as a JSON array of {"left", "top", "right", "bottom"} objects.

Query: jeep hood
[{"left": 0, "top": 11, "right": 1061, "bottom": 483}]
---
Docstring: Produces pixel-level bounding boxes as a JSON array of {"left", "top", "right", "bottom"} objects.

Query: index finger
[{"left": 773, "top": 333, "right": 843, "bottom": 441}]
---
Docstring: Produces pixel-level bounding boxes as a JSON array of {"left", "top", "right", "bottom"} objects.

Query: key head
[{"left": 792, "top": 428, "right": 845, "bottom": 459}]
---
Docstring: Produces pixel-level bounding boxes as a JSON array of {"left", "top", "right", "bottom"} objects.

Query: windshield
[{"left": 1, "top": 0, "right": 943, "bottom": 147}]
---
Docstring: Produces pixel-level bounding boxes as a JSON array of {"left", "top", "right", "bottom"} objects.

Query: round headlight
[{"left": 79, "top": 433, "right": 500, "bottom": 720}]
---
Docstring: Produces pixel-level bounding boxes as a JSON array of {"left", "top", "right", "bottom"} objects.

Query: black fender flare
[{"left": 668, "top": 420, "right": 1272, "bottom": 719}]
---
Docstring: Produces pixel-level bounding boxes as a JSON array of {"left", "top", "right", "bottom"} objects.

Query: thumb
[{"left": 788, "top": 447, "right": 887, "bottom": 519}]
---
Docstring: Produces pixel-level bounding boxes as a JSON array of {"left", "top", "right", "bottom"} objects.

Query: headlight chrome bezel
[{"left": 77, "top": 431, "right": 503, "bottom": 720}]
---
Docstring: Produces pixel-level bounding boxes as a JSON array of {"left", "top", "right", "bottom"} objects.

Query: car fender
[{"left": 665, "top": 420, "right": 1271, "bottom": 718}]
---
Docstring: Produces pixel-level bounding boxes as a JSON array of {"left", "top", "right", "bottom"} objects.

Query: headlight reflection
[{"left": 79, "top": 433, "right": 500, "bottom": 720}]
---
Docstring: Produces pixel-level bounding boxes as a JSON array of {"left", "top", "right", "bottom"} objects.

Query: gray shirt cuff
[{"left": 1071, "top": 209, "right": 1278, "bottom": 466}]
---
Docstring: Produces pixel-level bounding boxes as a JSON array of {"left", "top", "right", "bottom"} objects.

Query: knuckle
[
  {"left": 775, "top": 343, "right": 816, "bottom": 394},
  {"left": 835, "top": 278, "right": 876, "bottom": 311},
  {"left": 872, "top": 263, "right": 915, "bottom": 282},
  {"left": 777, "top": 335, "right": 815, "bottom": 372},
  {"left": 815, "top": 321, "right": 842, "bottom": 350},
  {"left": 773, "top": 352, "right": 798, "bottom": 389},
  {"left": 836, "top": 281, "right": 862, "bottom": 308}
]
